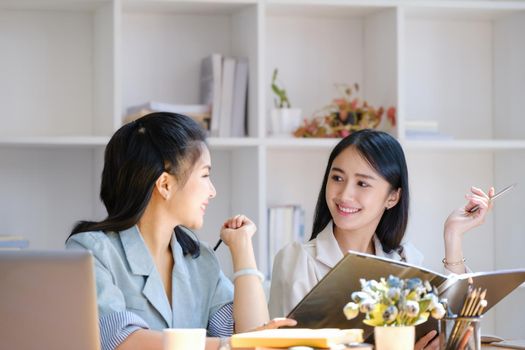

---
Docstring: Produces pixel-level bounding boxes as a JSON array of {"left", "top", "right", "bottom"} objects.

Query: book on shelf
[
  {"left": 0, "top": 235, "right": 29, "bottom": 250},
  {"left": 218, "top": 57, "right": 236, "bottom": 138},
  {"left": 200, "top": 54, "right": 249, "bottom": 138},
  {"left": 404, "top": 119, "right": 452, "bottom": 140},
  {"left": 231, "top": 57, "right": 249, "bottom": 137},
  {"left": 287, "top": 250, "right": 525, "bottom": 342},
  {"left": 405, "top": 119, "right": 439, "bottom": 132},
  {"left": 230, "top": 328, "right": 363, "bottom": 349},
  {"left": 405, "top": 130, "right": 453, "bottom": 140},
  {"left": 268, "top": 205, "right": 305, "bottom": 270},
  {"left": 200, "top": 53, "right": 222, "bottom": 137},
  {"left": 125, "top": 102, "right": 211, "bottom": 131}
]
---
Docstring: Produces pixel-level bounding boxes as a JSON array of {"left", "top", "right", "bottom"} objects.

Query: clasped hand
[{"left": 220, "top": 214, "right": 257, "bottom": 248}]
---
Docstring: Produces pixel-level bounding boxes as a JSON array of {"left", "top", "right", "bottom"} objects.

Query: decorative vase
[
  {"left": 374, "top": 326, "right": 415, "bottom": 350},
  {"left": 270, "top": 108, "right": 302, "bottom": 136}
]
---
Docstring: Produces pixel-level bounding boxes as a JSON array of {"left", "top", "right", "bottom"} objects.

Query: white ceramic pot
[
  {"left": 374, "top": 326, "right": 415, "bottom": 350},
  {"left": 270, "top": 108, "right": 302, "bottom": 136}
]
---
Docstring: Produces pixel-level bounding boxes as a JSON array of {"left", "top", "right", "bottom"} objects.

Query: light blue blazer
[{"left": 66, "top": 225, "right": 233, "bottom": 331}]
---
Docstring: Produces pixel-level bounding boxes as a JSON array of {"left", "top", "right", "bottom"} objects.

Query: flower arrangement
[
  {"left": 293, "top": 83, "right": 396, "bottom": 138},
  {"left": 343, "top": 275, "right": 446, "bottom": 327}
]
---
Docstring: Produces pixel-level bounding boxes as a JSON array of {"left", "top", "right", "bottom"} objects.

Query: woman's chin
[{"left": 186, "top": 220, "right": 203, "bottom": 230}]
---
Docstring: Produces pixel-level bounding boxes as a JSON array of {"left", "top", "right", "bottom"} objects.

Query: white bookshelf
[{"left": 1, "top": 0, "right": 524, "bottom": 338}]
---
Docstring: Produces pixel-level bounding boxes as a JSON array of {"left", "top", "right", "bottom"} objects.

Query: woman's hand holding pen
[
  {"left": 220, "top": 214, "right": 259, "bottom": 272},
  {"left": 220, "top": 215, "right": 270, "bottom": 332},
  {"left": 443, "top": 186, "right": 494, "bottom": 274},
  {"left": 220, "top": 214, "right": 257, "bottom": 250},
  {"left": 444, "top": 186, "right": 494, "bottom": 239}
]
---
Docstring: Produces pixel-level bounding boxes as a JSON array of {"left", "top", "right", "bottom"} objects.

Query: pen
[
  {"left": 213, "top": 239, "right": 222, "bottom": 251},
  {"left": 213, "top": 214, "right": 246, "bottom": 251},
  {"left": 468, "top": 183, "right": 517, "bottom": 213}
]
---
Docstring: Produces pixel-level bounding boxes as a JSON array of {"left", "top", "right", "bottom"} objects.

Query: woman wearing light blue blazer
[{"left": 66, "top": 113, "right": 295, "bottom": 350}]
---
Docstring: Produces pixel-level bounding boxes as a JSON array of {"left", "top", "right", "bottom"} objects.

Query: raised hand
[
  {"left": 444, "top": 186, "right": 494, "bottom": 239},
  {"left": 443, "top": 186, "right": 494, "bottom": 273}
]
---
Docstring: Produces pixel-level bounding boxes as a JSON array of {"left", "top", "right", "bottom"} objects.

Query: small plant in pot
[{"left": 270, "top": 68, "right": 302, "bottom": 136}]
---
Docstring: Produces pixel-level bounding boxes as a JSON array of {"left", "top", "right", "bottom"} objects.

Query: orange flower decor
[{"left": 293, "top": 83, "right": 396, "bottom": 138}]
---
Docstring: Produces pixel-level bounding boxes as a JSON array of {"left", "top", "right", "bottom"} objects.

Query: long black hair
[
  {"left": 69, "top": 112, "right": 207, "bottom": 257},
  {"left": 310, "top": 129, "right": 410, "bottom": 253}
]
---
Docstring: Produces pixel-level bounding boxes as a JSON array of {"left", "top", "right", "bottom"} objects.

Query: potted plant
[
  {"left": 343, "top": 275, "right": 446, "bottom": 350},
  {"left": 270, "top": 68, "right": 302, "bottom": 136}
]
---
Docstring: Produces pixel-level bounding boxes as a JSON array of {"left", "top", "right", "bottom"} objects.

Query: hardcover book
[
  {"left": 230, "top": 328, "right": 363, "bottom": 349},
  {"left": 287, "top": 251, "right": 525, "bottom": 341}
]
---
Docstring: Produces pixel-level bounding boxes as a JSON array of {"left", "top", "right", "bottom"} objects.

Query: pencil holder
[{"left": 439, "top": 316, "right": 481, "bottom": 350}]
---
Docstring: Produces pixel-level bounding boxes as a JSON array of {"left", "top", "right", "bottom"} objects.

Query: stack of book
[
  {"left": 268, "top": 205, "right": 305, "bottom": 270},
  {"left": 125, "top": 102, "right": 211, "bottom": 132},
  {"left": 0, "top": 235, "right": 29, "bottom": 250},
  {"left": 200, "top": 54, "right": 249, "bottom": 137}
]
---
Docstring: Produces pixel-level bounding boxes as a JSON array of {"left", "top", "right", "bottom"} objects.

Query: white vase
[
  {"left": 270, "top": 108, "right": 302, "bottom": 136},
  {"left": 374, "top": 326, "right": 415, "bottom": 350}
]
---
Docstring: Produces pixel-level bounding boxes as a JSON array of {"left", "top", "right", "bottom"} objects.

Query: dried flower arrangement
[{"left": 294, "top": 83, "right": 396, "bottom": 138}]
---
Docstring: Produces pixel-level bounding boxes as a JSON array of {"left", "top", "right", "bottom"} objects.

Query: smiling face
[
  {"left": 325, "top": 146, "right": 400, "bottom": 238},
  {"left": 167, "top": 145, "right": 216, "bottom": 230}
]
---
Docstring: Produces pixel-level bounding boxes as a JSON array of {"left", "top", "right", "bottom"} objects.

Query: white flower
[
  {"left": 431, "top": 303, "right": 446, "bottom": 319},
  {"left": 352, "top": 291, "right": 371, "bottom": 303},
  {"left": 359, "top": 299, "right": 376, "bottom": 313},
  {"left": 387, "top": 287, "right": 401, "bottom": 301},
  {"left": 424, "top": 280, "right": 432, "bottom": 292},
  {"left": 383, "top": 305, "right": 398, "bottom": 323},
  {"left": 343, "top": 302, "right": 359, "bottom": 320},
  {"left": 422, "top": 293, "right": 439, "bottom": 310},
  {"left": 405, "top": 300, "right": 420, "bottom": 318}
]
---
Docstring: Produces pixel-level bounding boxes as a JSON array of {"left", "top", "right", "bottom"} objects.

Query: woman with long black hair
[
  {"left": 269, "top": 129, "right": 493, "bottom": 349},
  {"left": 67, "top": 112, "right": 294, "bottom": 350}
]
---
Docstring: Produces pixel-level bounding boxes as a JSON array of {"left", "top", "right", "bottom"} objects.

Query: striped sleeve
[
  {"left": 99, "top": 311, "right": 149, "bottom": 350},
  {"left": 208, "top": 302, "right": 234, "bottom": 337}
]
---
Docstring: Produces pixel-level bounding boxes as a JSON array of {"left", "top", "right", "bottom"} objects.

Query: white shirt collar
[{"left": 314, "top": 222, "right": 403, "bottom": 268}]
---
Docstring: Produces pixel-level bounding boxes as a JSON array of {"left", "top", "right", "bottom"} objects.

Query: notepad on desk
[
  {"left": 491, "top": 340, "right": 525, "bottom": 350},
  {"left": 287, "top": 251, "right": 525, "bottom": 341},
  {"left": 230, "top": 328, "right": 363, "bottom": 349}
]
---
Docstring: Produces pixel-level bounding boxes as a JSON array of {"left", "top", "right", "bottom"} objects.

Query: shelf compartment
[
  {"left": 0, "top": 147, "right": 103, "bottom": 248},
  {"left": 0, "top": 1, "right": 116, "bottom": 137},
  {"left": 120, "top": 0, "right": 261, "bottom": 137},
  {"left": 265, "top": 2, "right": 399, "bottom": 137},
  {"left": 401, "top": 5, "right": 525, "bottom": 141},
  {"left": 265, "top": 148, "right": 330, "bottom": 259}
]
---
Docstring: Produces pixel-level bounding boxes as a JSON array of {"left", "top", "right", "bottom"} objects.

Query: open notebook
[{"left": 287, "top": 250, "right": 525, "bottom": 341}]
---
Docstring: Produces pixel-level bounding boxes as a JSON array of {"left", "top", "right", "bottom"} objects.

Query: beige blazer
[{"left": 268, "top": 223, "right": 424, "bottom": 318}]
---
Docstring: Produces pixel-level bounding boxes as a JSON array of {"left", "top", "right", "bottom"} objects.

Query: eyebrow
[{"left": 331, "top": 167, "right": 377, "bottom": 180}]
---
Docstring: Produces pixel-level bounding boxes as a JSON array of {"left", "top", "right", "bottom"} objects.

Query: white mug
[{"left": 163, "top": 328, "right": 206, "bottom": 350}]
